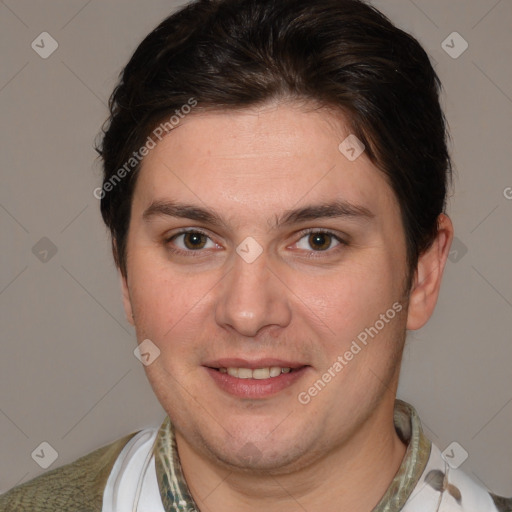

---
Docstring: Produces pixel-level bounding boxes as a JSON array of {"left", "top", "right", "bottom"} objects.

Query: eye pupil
[
  {"left": 309, "top": 233, "right": 331, "bottom": 251},
  {"left": 184, "top": 232, "right": 206, "bottom": 249}
]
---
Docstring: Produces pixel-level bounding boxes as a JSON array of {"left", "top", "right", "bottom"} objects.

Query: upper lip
[{"left": 203, "top": 358, "right": 308, "bottom": 369}]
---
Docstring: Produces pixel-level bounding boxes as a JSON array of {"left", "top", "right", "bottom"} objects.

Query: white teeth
[
  {"left": 238, "top": 368, "right": 253, "bottom": 379},
  {"left": 227, "top": 367, "right": 239, "bottom": 377},
  {"left": 269, "top": 366, "right": 282, "bottom": 377},
  {"left": 219, "top": 367, "right": 293, "bottom": 379},
  {"left": 252, "top": 368, "right": 270, "bottom": 379}
]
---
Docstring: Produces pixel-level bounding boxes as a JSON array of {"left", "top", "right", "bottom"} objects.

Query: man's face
[{"left": 122, "top": 102, "right": 411, "bottom": 472}]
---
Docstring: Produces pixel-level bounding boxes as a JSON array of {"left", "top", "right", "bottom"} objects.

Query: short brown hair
[{"left": 97, "top": 0, "right": 452, "bottom": 291}]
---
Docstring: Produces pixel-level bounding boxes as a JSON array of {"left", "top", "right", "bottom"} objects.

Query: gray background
[{"left": 1, "top": 0, "right": 511, "bottom": 497}]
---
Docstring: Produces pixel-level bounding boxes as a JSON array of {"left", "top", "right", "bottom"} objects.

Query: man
[{"left": 1, "top": 0, "right": 510, "bottom": 511}]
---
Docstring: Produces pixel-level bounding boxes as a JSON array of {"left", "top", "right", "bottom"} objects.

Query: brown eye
[
  {"left": 308, "top": 232, "right": 333, "bottom": 251},
  {"left": 169, "top": 231, "right": 215, "bottom": 252},
  {"left": 183, "top": 232, "right": 208, "bottom": 250},
  {"left": 293, "top": 231, "right": 343, "bottom": 253}
]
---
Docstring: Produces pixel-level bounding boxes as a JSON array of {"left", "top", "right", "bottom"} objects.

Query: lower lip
[{"left": 205, "top": 367, "right": 309, "bottom": 399}]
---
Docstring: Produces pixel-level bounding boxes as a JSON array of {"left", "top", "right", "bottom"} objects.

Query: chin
[
  {"left": 212, "top": 442, "right": 308, "bottom": 474},
  {"left": 197, "top": 423, "right": 314, "bottom": 474}
]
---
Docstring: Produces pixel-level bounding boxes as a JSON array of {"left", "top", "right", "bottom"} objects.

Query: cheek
[
  {"left": 127, "top": 254, "right": 218, "bottom": 345},
  {"left": 289, "top": 263, "right": 384, "bottom": 319},
  {"left": 289, "top": 261, "right": 402, "bottom": 353},
  {"left": 127, "top": 254, "right": 183, "bottom": 331}
]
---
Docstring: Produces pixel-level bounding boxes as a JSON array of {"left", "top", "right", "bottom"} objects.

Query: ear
[
  {"left": 406, "top": 213, "right": 454, "bottom": 331},
  {"left": 119, "top": 270, "right": 135, "bottom": 326}
]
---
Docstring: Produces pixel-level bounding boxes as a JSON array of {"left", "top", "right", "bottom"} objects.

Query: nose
[{"left": 214, "top": 251, "right": 292, "bottom": 337}]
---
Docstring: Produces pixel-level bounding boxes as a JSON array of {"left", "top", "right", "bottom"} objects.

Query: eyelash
[
  {"left": 164, "top": 228, "right": 347, "bottom": 257},
  {"left": 165, "top": 228, "right": 217, "bottom": 258},
  {"left": 293, "top": 228, "right": 347, "bottom": 256}
]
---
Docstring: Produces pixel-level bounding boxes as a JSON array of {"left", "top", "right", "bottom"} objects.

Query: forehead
[{"left": 133, "top": 102, "right": 399, "bottom": 224}]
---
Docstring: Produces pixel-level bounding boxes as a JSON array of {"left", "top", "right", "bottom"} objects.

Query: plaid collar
[{"left": 153, "top": 399, "right": 431, "bottom": 512}]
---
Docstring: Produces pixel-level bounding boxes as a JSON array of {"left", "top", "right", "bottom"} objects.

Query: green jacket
[{"left": 0, "top": 432, "right": 137, "bottom": 512}]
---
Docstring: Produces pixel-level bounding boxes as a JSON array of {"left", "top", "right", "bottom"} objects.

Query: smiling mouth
[
  {"left": 211, "top": 366, "right": 297, "bottom": 379},
  {"left": 205, "top": 364, "right": 309, "bottom": 398}
]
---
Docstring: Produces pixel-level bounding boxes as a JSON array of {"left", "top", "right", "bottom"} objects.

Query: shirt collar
[
  {"left": 372, "top": 399, "right": 432, "bottom": 511},
  {"left": 153, "top": 399, "right": 431, "bottom": 512}
]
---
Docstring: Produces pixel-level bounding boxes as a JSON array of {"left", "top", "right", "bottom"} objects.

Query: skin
[{"left": 120, "top": 101, "right": 453, "bottom": 512}]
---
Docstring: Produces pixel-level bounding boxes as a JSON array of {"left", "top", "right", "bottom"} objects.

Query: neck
[{"left": 175, "top": 395, "right": 407, "bottom": 512}]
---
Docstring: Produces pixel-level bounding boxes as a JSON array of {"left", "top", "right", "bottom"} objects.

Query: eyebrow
[
  {"left": 143, "top": 201, "right": 226, "bottom": 227},
  {"left": 276, "top": 201, "right": 374, "bottom": 227},
  {"left": 142, "top": 199, "right": 374, "bottom": 228}
]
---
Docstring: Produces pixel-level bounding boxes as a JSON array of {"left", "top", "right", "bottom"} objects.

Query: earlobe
[
  {"left": 120, "top": 271, "right": 135, "bottom": 326},
  {"left": 406, "top": 213, "right": 454, "bottom": 331}
]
